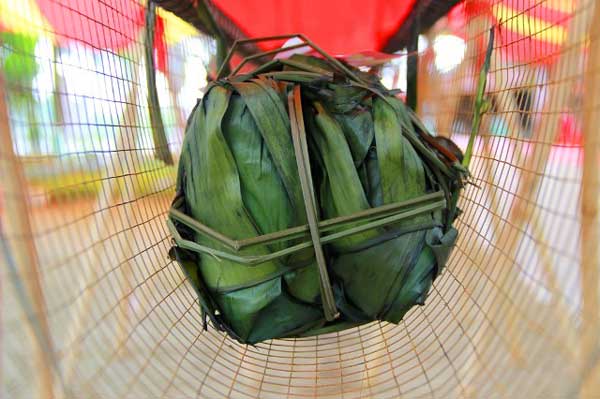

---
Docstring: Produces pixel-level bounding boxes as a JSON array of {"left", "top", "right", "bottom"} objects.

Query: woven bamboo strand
[
  {"left": 288, "top": 85, "right": 338, "bottom": 321},
  {"left": 579, "top": 0, "right": 600, "bottom": 395},
  {"left": 170, "top": 202, "right": 444, "bottom": 265},
  {"left": 169, "top": 191, "right": 444, "bottom": 251},
  {"left": 218, "top": 34, "right": 364, "bottom": 84},
  {"left": 0, "top": 71, "right": 58, "bottom": 398},
  {"left": 145, "top": 1, "right": 174, "bottom": 165}
]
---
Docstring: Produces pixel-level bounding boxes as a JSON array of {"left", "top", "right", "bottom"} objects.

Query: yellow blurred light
[
  {"left": 493, "top": 3, "right": 567, "bottom": 45},
  {"left": 544, "top": 0, "right": 575, "bottom": 14},
  {"left": 157, "top": 8, "right": 199, "bottom": 45},
  {"left": 0, "top": 0, "right": 52, "bottom": 37}
]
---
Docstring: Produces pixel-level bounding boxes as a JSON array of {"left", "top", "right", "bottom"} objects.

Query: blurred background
[{"left": 0, "top": 0, "right": 598, "bottom": 398}]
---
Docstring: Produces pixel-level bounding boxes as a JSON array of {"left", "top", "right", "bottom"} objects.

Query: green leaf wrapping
[
  {"left": 334, "top": 108, "right": 374, "bottom": 167},
  {"left": 222, "top": 94, "right": 292, "bottom": 252},
  {"left": 182, "top": 86, "right": 318, "bottom": 340},
  {"left": 310, "top": 102, "right": 379, "bottom": 251},
  {"left": 230, "top": 81, "right": 321, "bottom": 303},
  {"left": 373, "top": 96, "right": 427, "bottom": 205},
  {"left": 170, "top": 56, "right": 466, "bottom": 344}
]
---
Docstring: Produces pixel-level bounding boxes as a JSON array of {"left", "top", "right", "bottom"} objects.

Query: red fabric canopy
[
  {"left": 35, "top": 0, "right": 167, "bottom": 71},
  {"left": 211, "top": 0, "right": 417, "bottom": 54},
  {"left": 35, "top": 0, "right": 143, "bottom": 50},
  {"left": 447, "top": 0, "right": 571, "bottom": 65}
]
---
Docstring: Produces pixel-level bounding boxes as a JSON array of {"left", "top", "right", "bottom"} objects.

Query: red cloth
[
  {"left": 36, "top": 0, "right": 143, "bottom": 50},
  {"left": 211, "top": 0, "right": 417, "bottom": 54},
  {"left": 557, "top": 113, "right": 582, "bottom": 146},
  {"left": 447, "top": 0, "right": 571, "bottom": 65},
  {"left": 154, "top": 13, "right": 168, "bottom": 73},
  {"left": 35, "top": 0, "right": 419, "bottom": 54},
  {"left": 36, "top": 0, "right": 166, "bottom": 72}
]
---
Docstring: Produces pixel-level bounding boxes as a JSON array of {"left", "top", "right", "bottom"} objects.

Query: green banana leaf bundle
[{"left": 168, "top": 52, "right": 468, "bottom": 344}]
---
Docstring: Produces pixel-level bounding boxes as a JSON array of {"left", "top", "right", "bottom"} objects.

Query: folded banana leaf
[{"left": 169, "top": 52, "right": 467, "bottom": 344}]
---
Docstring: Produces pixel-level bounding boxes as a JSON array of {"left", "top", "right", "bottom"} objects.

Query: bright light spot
[
  {"left": 178, "top": 38, "right": 207, "bottom": 116},
  {"left": 380, "top": 51, "right": 406, "bottom": 91},
  {"left": 418, "top": 35, "right": 429, "bottom": 52},
  {"left": 33, "top": 37, "right": 54, "bottom": 100},
  {"left": 59, "top": 43, "right": 130, "bottom": 104},
  {"left": 57, "top": 43, "right": 133, "bottom": 152},
  {"left": 433, "top": 34, "right": 466, "bottom": 73}
]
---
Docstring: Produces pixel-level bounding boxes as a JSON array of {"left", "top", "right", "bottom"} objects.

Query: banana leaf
[{"left": 169, "top": 52, "right": 467, "bottom": 344}]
